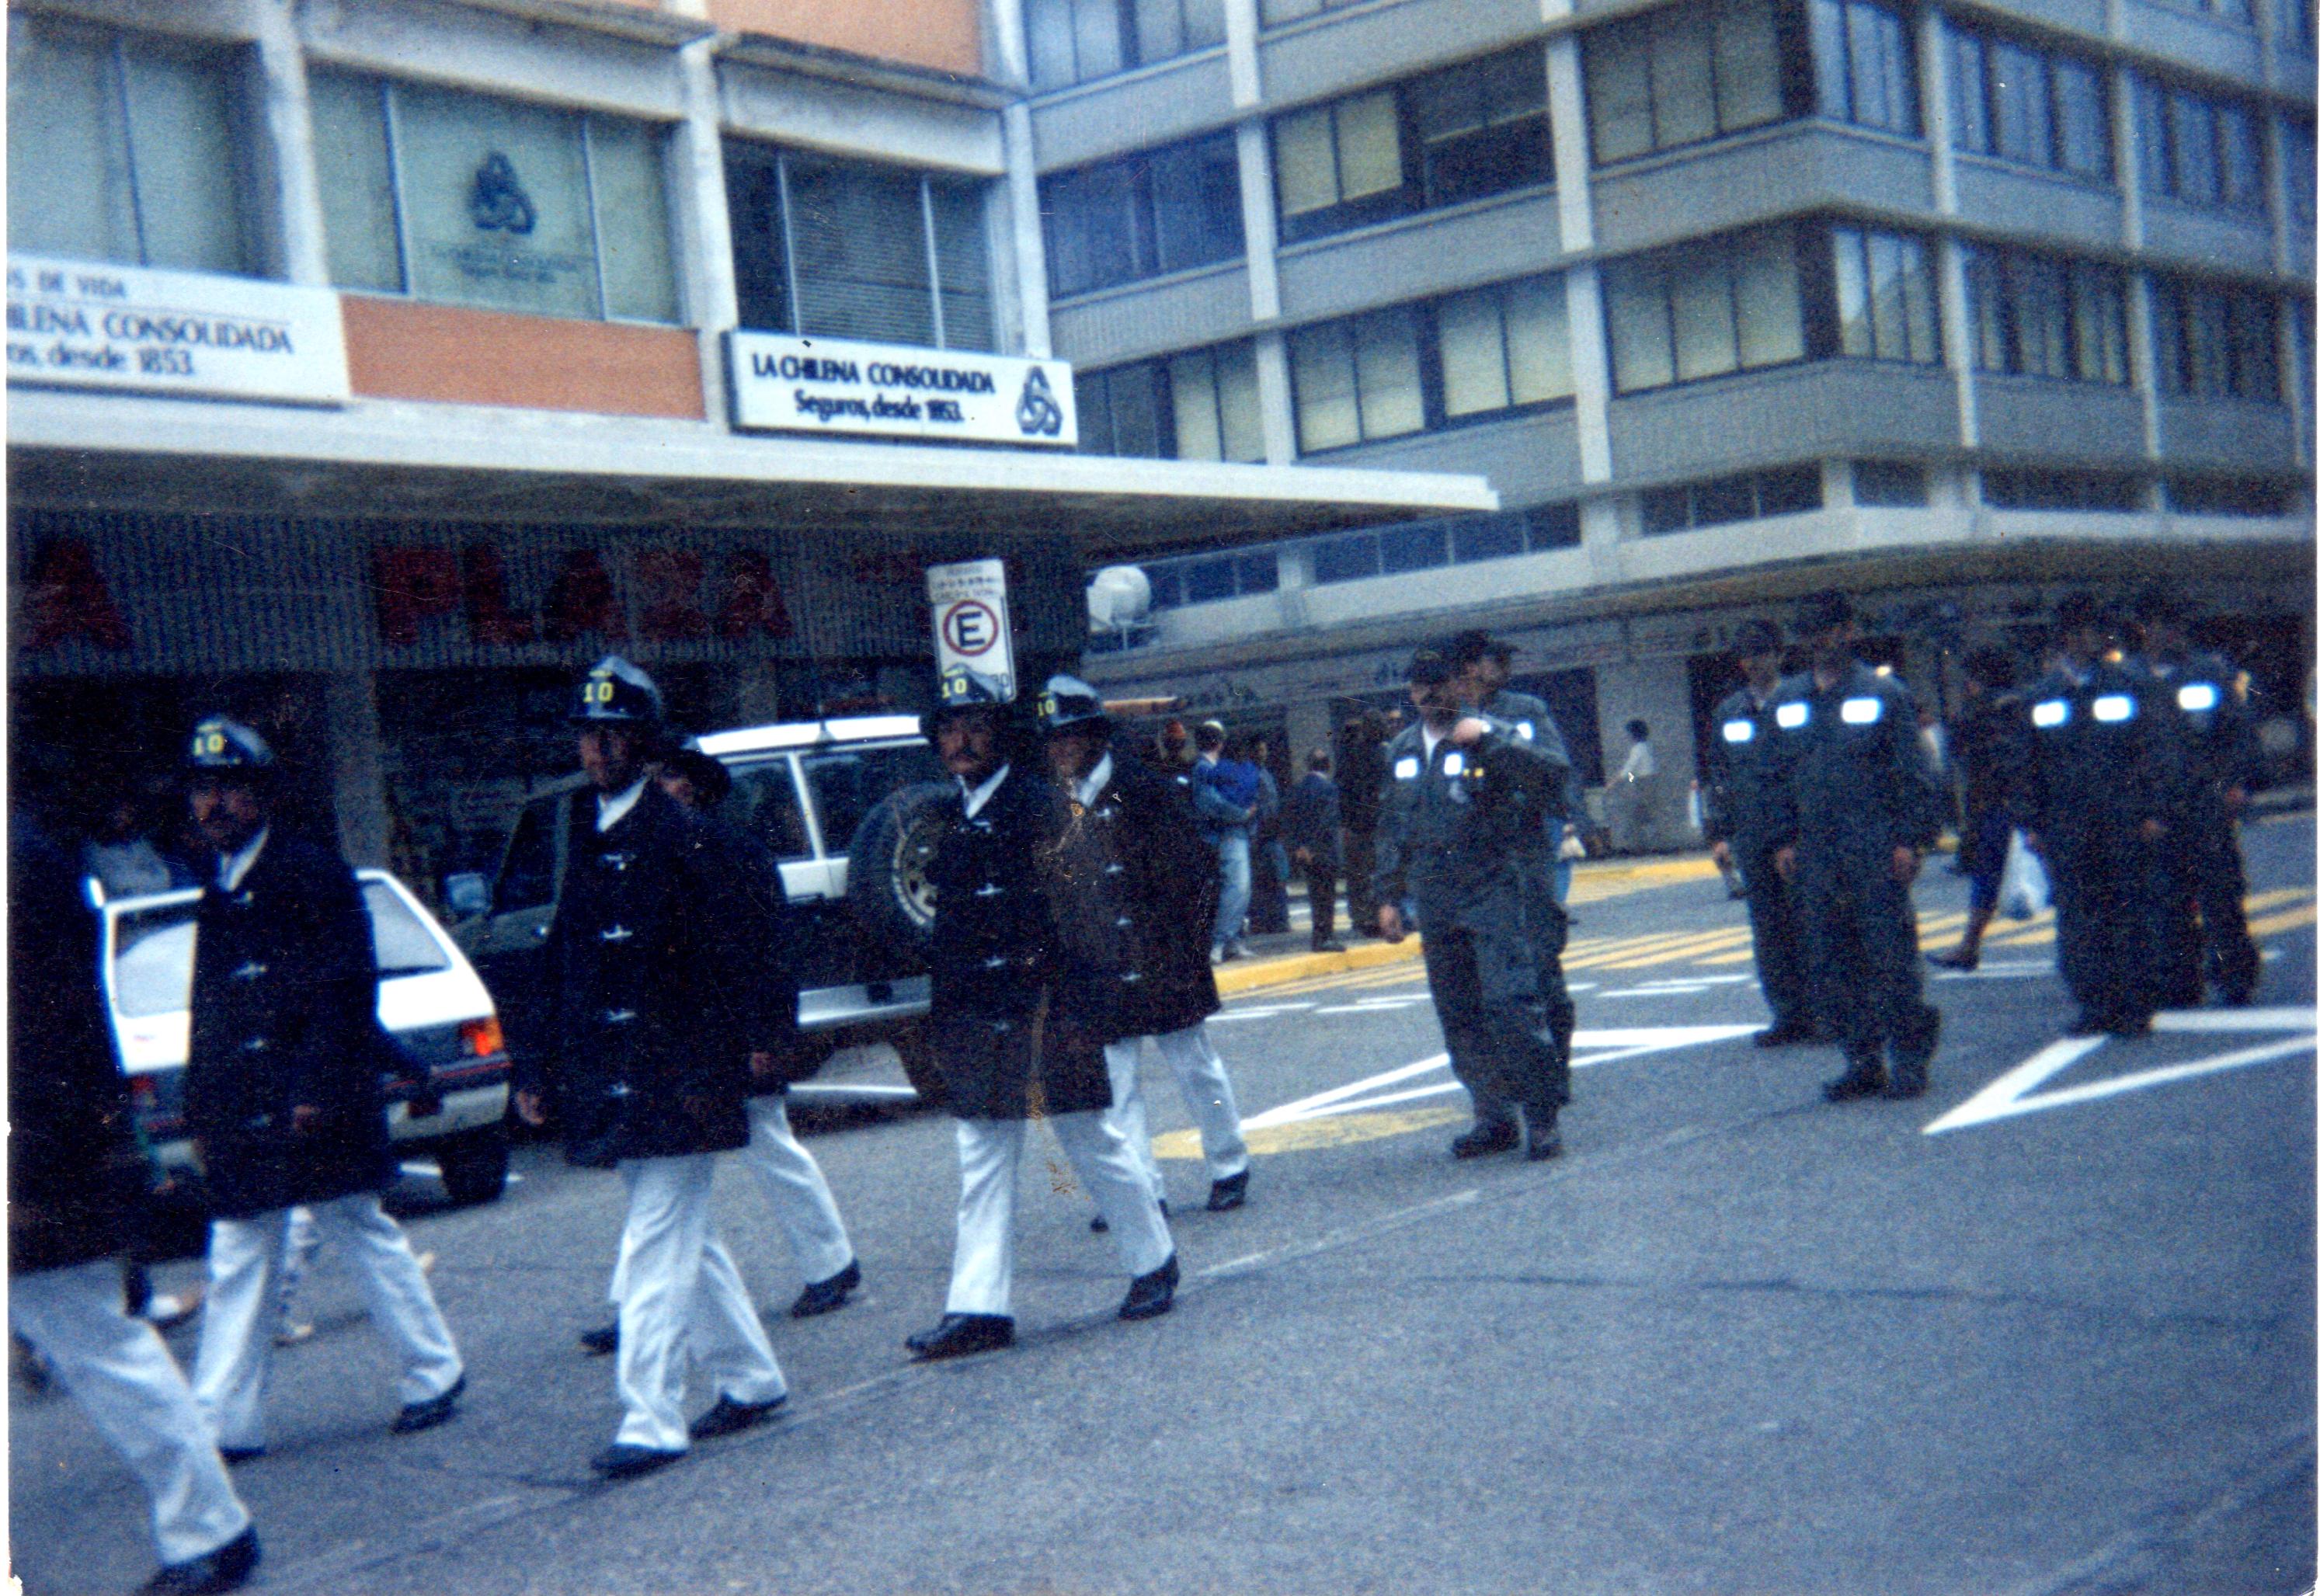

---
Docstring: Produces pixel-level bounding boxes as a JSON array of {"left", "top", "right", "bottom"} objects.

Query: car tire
[
  {"left": 434, "top": 1121, "right": 510, "bottom": 1206},
  {"left": 845, "top": 781, "right": 951, "bottom": 959}
]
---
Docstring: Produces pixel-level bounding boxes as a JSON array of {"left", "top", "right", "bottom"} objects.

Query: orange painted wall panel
[
  {"left": 341, "top": 297, "right": 705, "bottom": 419},
  {"left": 704, "top": 0, "right": 983, "bottom": 78}
]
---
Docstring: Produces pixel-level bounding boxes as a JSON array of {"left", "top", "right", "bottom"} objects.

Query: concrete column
[
  {"left": 1545, "top": 37, "right": 1613, "bottom": 486},
  {"left": 670, "top": 39, "right": 741, "bottom": 422},
  {"left": 1577, "top": 492, "right": 1624, "bottom": 585},
  {"left": 249, "top": 0, "right": 329, "bottom": 286},
  {"left": 1223, "top": 0, "right": 1263, "bottom": 108},
  {"left": 1564, "top": 265, "right": 1616, "bottom": 484},
  {"left": 1920, "top": 5, "right": 1958, "bottom": 217},
  {"left": 1283, "top": 699, "right": 1333, "bottom": 770},
  {"left": 1254, "top": 329, "right": 1296, "bottom": 463},
  {"left": 991, "top": 0, "right": 1053, "bottom": 356},
  {"left": 1936, "top": 237, "right": 1979, "bottom": 451},
  {"left": 325, "top": 672, "right": 391, "bottom": 869},
  {"left": 2129, "top": 273, "right": 2163, "bottom": 461},
  {"left": 1237, "top": 121, "right": 1283, "bottom": 324},
  {"left": 2113, "top": 63, "right": 2145, "bottom": 251},
  {"left": 1589, "top": 653, "right": 1700, "bottom": 850}
]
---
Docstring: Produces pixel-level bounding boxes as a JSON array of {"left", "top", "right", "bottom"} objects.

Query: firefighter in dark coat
[
  {"left": 906, "top": 669, "right": 1180, "bottom": 1364},
  {"left": 2019, "top": 596, "right": 2193, "bottom": 1037},
  {"left": 1036, "top": 674, "right": 1251, "bottom": 1220},
  {"left": 178, "top": 718, "right": 466, "bottom": 1459},
  {"left": 1701, "top": 618, "right": 1814, "bottom": 1045},
  {"left": 1445, "top": 631, "right": 1581, "bottom": 1121},
  {"left": 513, "top": 659, "right": 788, "bottom": 1480},
  {"left": 1762, "top": 595, "right": 1947, "bottom": 1101},
  {"left": 10, "top": 811, "right": 260, "bottom": 1595},
  {"left": 1373, "top": 648, "right": 1571, "bottom": 1160},
  {"left": 2130, "top": 586, "right": 2262, "bottom": 1007}
]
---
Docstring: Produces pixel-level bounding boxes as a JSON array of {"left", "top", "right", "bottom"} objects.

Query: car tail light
[{"left": 461, "top": 1017, "right": 506, "bottom": 1058}]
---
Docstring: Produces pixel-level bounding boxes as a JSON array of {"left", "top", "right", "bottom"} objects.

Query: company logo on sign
[
  {"left": 468, "top": 153, "right": 537, "bottom": 235},
  {"left": 1015, "top": 366, "right": 1063, "bottom": 438},
  {"left": 729, "top": 330, "right": 1077, "bottom": 447}
]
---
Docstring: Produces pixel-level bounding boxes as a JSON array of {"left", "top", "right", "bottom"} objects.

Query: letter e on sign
[{"left": 927, "top": 558, "right": 1015, "bottom": 703}]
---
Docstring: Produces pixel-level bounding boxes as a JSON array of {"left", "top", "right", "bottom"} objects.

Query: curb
[{"left": 1212, "top": 935, "right": 1423, "bottom": 997}]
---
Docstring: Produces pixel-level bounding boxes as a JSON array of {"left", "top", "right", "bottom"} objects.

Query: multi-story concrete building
[
  {"left": 1033, "top": 0, "right": 2316, "bottom": 806},
  {"left": 4, "top": 0, "right": 1490, "bottom": 891}
]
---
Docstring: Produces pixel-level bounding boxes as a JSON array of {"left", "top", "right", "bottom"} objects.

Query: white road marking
[
  {"left": 1925, "top": 1021, "right": 2318, "bottom": 1135},
  {"left": 1313, "top": 1000, "right": 1428, "bottom": 1014},
  {"left": 1567, "top": 982, "right": 1598, "bottom": 992},
  {"left": 1601, "top": 985, "right": 1711, "bottom": 998}
]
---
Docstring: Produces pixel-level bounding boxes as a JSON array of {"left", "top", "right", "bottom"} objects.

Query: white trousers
[
  {"left": 739, "top": 1095, "right": 856, "bottom": 1286},
  {"left": 192, "top": 1192, "right": 462, "bottom": 1452},
  {"left": 613, "top": 1154, "right": 788, "bottom": 1454},
  {"left": 946, "top": 1112, "right": 1174, "bottom": 1317},
  {"left": 13, "top": 1260, "right": 253, "bottom": 1566},
  {"left": 1104, "top": 1021, "right": 1250, "bottom": 1199}
]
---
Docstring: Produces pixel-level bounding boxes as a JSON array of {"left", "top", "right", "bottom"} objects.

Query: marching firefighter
[
  {"left": 1701, "top": 618, "right": 1815, "bottom": 1045},
  {"left": 1762, "top": 594, "right": 1946, "bottom": 1101},
  {"left": 1035, "top": 674, "right": 1252, "bottom": 1222},
  {"left": 906, "top": 669, "right": 1180, "bottom": 1363},
  {"left": 513, "top": 658, "right": 789, "bottom": 1480},
  {"left": 2020, "top": 596, "right": 2192, "bottom": 1037},
  {"left": 1373, "top": 648, "right": 1572, "bottom": 1160}
]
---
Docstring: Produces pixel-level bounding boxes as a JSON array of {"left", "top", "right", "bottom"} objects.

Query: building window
[
  {"left": 2151, "top": 278, "right": 2280, "bottom": 402},
  {"left": 1809, "top": 0, "right": 1918, "bottom": 136},
  {"left": 1274, "top": 47, "right": 1551, "bottom": 244},
  {"left": 1042, "top": 133, "right": 1242, "bottom": 297},
  {"left": 1982, "top": 468, "right": 2143, "bottom": 509},
  {"left": 1079, "top": 342, "right": 1264, "bottom": 461},
  {"left": 1306, "top": 505, "right": 1579, "bottom": 585},
  {"left": 1438, "top": 277, "right": 1574, "bottom": 419},
  {"left": 725, "top": 144, "right": 990, "bottom": 350},
  {"left": 1853, "top": 460, "right": 1930, "bottom": 505},
  {"left": 2165, "top": 475, "right": 2291, "bottom": 516},
  {"left": 7, "top": 17, "right": 256, "bottom": 276},
  {"left": 1585, "top": 0, "right": 1797, "bottom": 165},
  {"left": 2135, "top": 77, "right": 2267, "bottom": 214},
  {"left": 1289, "top": 306, "right": 1425, "bottom": 450},
  {"left": 1948, "top": 23, "right": 2111, "bottom": 182},
  {"left": 1144, "top": 550, "right": 1278, "bottom": 610},
  {"left": 1831, "top": 227, "right": 1940, "bottom": 363},
  {"left": 1640, "top": 464, "right": 1824, "bottom": 533},
  {"left": 312, "top": 72, "right": 677, "bottom": 323},
  {"left": 2286, "top": 118, "right": 2315, "bottom": 228},
  {"left": 1963, "top": 245, "right": 2129, "bottom": 385},
  {"left": 1026, "top": 0, "right": 1224, "bottom": 90},
  {"left": 1258, "top": 0, "right": 1365, "bottom": 25},
  {"left": 1603, "top": 224, "right": 1807, "bottom": 392}
]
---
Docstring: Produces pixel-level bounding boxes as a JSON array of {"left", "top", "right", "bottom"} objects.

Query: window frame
[
  {"left": 1946, "top": 19, "right": 2113, "bottom": 183},
  {"left": 1964, "top": 243, "right": 2130, "bottom": 387},
  {"left": 1810, "top": 0, "right": 1920, "bottom": 137},
  {"left": 1584, "top": 0, "right": 1810, "bottom": 168},
  {"left": 2136, "top": 75, "right": 2269, "bottom": 214},
  {"left": 1041, "top": 131, "right": 1244, "bottom": 299},
  {"left": 1078, "top": 341, "right": 1265, "bottom": 463},
  {"left": 1025, "top": 0, "right": 1226, "bottom": 92},
  {"left": 2151, "top": 276, "right": 2281, "bottom": 403}
]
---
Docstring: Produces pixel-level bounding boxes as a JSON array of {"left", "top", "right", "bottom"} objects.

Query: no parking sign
[{"left": 927, "top": 558, "right": 1015, "bottom": 702}]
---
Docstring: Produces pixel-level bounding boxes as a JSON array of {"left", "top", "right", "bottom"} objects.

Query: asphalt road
[{"left": 16, "top": 815, "right": 2317, "bottom": 1596}]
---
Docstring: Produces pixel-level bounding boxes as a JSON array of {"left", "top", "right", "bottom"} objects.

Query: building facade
[
  {"left": 1032, "top": 0, "right": 2317, "bottom": 809},
  {"left": 5, "top": 0, "right": 1489, "bottom": 894}
]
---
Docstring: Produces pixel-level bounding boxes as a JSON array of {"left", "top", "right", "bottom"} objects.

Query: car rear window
[
  {"left": 109, "top": 881, "right": 450, "bottom": 1017},
  {"left": 802, "top": 742, "right": 946, "bottom": 858}
]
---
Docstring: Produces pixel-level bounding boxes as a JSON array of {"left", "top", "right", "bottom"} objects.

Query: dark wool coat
[
  {"left": 1043, "top": 752, "right": 1223, "bottom": 1046},
  {"left": 185, "top": 833, "right": 394, "bottom": 1219},
  {"left": 530, "top": 785, "right": 758, "bottom": 1167},
  {"left": 926, "top": 766, "right": 1110, "bottom": 1120},
  {"left": 9, "top": 817, "right": 146, "bottom": 1274}
]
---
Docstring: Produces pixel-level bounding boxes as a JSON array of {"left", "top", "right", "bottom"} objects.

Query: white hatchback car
[{"left": 103, "top": 869, "right": 514, "bottom": 1211}]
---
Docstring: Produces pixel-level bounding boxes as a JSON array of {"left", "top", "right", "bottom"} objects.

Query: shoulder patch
[
  {"left": 1838, "top": 697, "right": 1883, "bottom": 725},
  {"left": 1775, "top": 702, "right": 1810, "bottom": 730},
  {"left": 1721, "top": 718, "right": 1755, "bottom": 744},
  {"left": 1393, "top": 756, "right": 1420, "bottom": 781}
]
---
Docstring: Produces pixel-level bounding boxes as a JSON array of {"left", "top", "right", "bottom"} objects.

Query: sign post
[{"left": 927, "top": 558, "right": 1016, "bottom": 703}]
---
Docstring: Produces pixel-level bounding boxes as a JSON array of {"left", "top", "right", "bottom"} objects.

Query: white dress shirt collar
[
  {"left": 219, "top": 826, "right": 270, "bottom": 892},
  {"left": 962, "top": 763, "right": 1010, "bottom": 819},
  {"left": 596, "top": 777, "right": 649, "bottom": 833},
  {"left": 1072, "top": 752, "right": 1115, "bottom": 809}
]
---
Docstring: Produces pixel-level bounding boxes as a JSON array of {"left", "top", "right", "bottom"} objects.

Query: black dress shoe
[
  {"left": 689, "top": 1392, "right": 787, "bottom": 1440},
  {"left": 906, "top": 1313, "right": 1015, "bottom": 1361},
  {"left": 1312, "top": 940, "right": 1348, "bottom": 954},
  {"left": 1823, "top": 1065, "right": 1888, "bottom": 1103},
  {"left": 217, "top": 1446, "right": 265, "bottom": 1466},
  {"left": 789, "top": 1258, "right": 861, "bottom": 1318},
  {"left": 1206, "top": 1170, "right": 1249, "bottom": 1212},
  {"left": 142, "top": 1525, "right": 259, "bottom": 1594},
  {"left": 1753, "top": 1023, "right": 1815, "bottom": 1048},
  {"left": 1926, "top": 948, "right": 1978, "bottom": 972},
  {"left": 1883, "top": 1067, "right": 1929, "bottom": 1100},
  {"left": 2064, "top": 1011, "right": 2108, "bottom": 1037},
  {"left": 2107, "top": 1011, "right": 2154, "bottom": 1038},
  {"left": 391, "top": 1372, "right": 465, "bottom": 1434},
  {"left": 579, "top": 1321, "right": 619, "bottom": 1356},
  {"left": 590, "top": 1442, "right": 685, "bottom": 1480},
  {"left": 1524, "top": 1122, "right": 1563, "bottom": 1160},
  {"left": 1449, "top": 1121, "right": 1519, "bottom": 1160},
  {"left": 1118, "top": 1254, "right": 1179, "bottom": 1321}
]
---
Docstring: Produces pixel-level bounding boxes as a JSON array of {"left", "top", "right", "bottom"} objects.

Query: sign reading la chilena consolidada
[
  {"left": 5, "top": 252, "right": 350, "bottom": 405},
  {"left": 728, "top": 329, "right": 1076, "bottom": 447}
]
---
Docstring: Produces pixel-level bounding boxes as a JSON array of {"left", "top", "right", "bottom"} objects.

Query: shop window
[
  {"left": 1831, "top": 228, "right": 1940, "bottom": 364},
  {"left": 1810, "top": 0, "right": 1918, "bottom": 136},
  {"left": 1853, "top": 460, "right": 1930, "bottom": 505},
  {"left": 1078, "top": 342, "right": 1263, "bottom": 462},
  {"left": 1439, "top": 276, "right": 1574, "bottom": 419},
  {"left": 1275, "top": 45, "right": 1550, "bottom": 243},
  {"left": 1026, "top": 0, "right": 1224, "bottom": 90},
  {"left": 1981, "top": 467, "right": 2144, "bottom": 510},
  {"left": 1043, "top": 133, "right": 1243, "bottom": 297},
  {"left": 1143, "top": 549, "right": 1280, "bottom": 609},
  {"left": 725, "top": 143, "right": 991, "bottom": 350},
  {"left": 1963, "top": 245, "right": 2129, "bottom": 385},
  {"left": 2165, "top": 475, "right": 2293, "bottom": 516},
  {"left": 1948, "top": 23, "right": 2110, "bottom": 181},
  {"left": 1604, "top": 224, "right": 1807, "bottom": 393},
  {"left": 1379, "top": 521, "right": 1450, "bottom": 573},
  {"left": 2151, "top": 277, "right": 2280, "bottom": 402},
  {"left": 7, "top": 16, "right": 256, "bottom": 276},
  {"left": 1585, "top": 0, "right": 1797, "bottom": 165},
  {"left": 1642, "top": 465, "right": 1822, "bottom": 533},
  {"left": 2135, "top": 76, "right": 2268, "bottom": 214},
  {"left": 311, "top": 71, "right": 677, "bottom": 323},
  {"left": 1310, "top": 530, "right": 1384, "bottom": 583},
  {"left": 1289, "top": 307, "right": 1424, "bottom": 451}
]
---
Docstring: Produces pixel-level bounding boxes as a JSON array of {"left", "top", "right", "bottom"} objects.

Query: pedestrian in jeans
[
  {"left": 1281, "top": 749, "right": 1346, "bottom": 952},
  {"left": 1190, "top": 722, "right": 1257, "bottom": 962}
]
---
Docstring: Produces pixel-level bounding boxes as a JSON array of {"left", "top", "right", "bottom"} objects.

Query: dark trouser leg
[
  {"left": 2051, "top": 835, "right": 2147, "bottom": 1024},
  {"left": 1800, "top": 866, "right": 1879, "bottom": 1069},
  {"left": 1475, "top": 920, "right": 1565, "bottom": 1118},
  {"left": 1863, "top": 869, "right": 1937, "bottom": 1073},
  {"left": 1515, "top": 851, "right": 1576, "bottom": 1068},
  {"left": 1305, "top": 863, "right": 1339, "bottom": 948},
  {"left": 1741, "top": 843, "right": 1813, "bottom": 1031},
  {"left": 1423, "top": 927, "right": 1503, "bottom": 1121},
  {"left": 2193, "top": 810, "right": 2259, "bottom": 1000},
  {"left": 1344, "top": 829, "right": 1377, "bottom": 934}
]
